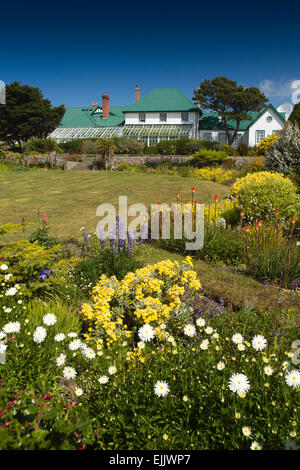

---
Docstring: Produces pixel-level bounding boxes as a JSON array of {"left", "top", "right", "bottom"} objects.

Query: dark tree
[
  {"left": 0, "top": 81, "right": 65, "bottom": 150},
  {"left": 289, "top": 102, "right": 300, "bottom": 127},
  {"left": 193, "top": 77, "right": 268, "bottom": 146}
]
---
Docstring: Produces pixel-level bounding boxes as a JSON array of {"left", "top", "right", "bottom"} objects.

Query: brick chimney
[
  {"left": 135, "top": 84, "right": 140, "bottom": 102},
  {"left": 91, "top": 101, "right": 98, "bottom": 107},
  {"left": 102, "top": 92, "right": 109, "bottom": 118}
]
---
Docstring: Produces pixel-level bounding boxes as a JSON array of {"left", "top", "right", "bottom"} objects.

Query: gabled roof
[
  {"left": 198, "top": 104, "right": 286, "bottom": 131},
  {"left": 60, "top": 105, "right": 129, "bottom": 128},
  {"left": 124, "top": 88, "right": 198, "bottom": 113}
]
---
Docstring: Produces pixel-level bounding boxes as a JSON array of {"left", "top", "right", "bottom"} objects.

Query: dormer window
[
  {"left": 160, "top": 112, "right": 167, "bottom": 122},
  {"left": 181, "top": 112, "right": 188, "bottom": 123},
  {"left": 139, "top": 113, "right": 146, "bottom": 122}
]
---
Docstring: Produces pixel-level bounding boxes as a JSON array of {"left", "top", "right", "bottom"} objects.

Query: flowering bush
[
  {"left": 256, "top": 134, "right": 278, "bottom": 156},
  {"left": 231, "top": 171, "right": 300, "bottom": 222},
  {"left": 80, "top": 257, "right": 201, "bottom": 349},
  {"left": 191, "top": 166, "right": 237, "bottom": 183}
]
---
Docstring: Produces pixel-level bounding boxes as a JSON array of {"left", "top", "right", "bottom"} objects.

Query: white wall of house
[
  {"left": 198, "top": 130, "right": 247, "bottom": 146},
  {"left": 125, "top": 111, "right": 198, "bottom": 126},
  {"left": 248, "top": 108, "right": 285, "bottom": 146}
]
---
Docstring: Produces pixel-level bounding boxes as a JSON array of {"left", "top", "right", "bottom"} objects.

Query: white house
[
  {"left": 198, "top": 104, "right": 286, "bottom": 147},
  {"left": 49, "top": 86, "right": 286, "bottom": 147}
]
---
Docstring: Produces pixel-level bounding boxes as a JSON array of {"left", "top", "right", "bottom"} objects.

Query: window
[
  {"left": 233, "top": 133, "right": 243, "bottom": 147},
  {"left": 203, "top": 132, "right": 212, "bottom": 142},
  {"left": 272, "top": 130, "right": 278, "bottom": 135},
  {"left": 181, "top": 112, "right": 188, "bottom": 123},
  {"left": 149, "top": 137, "right": 158, "bottom": 146},
  {"left": 266, "top": 116, "right": 273, "bottom": 123},
  {"left": 160, "top": 113, "right": 167, "bottom": 122},
  {"left": 255, "top": 130, "right": 265, "bottom": 144},
  {"left": 219, "top": 133, "right": 227, "bottom": 144},
  {"left": 139, "top": 113, "right": 146, "bottom": 122}
]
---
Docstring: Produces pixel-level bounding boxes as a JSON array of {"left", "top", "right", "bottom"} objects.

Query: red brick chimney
[
  {"left": 102, "top": 92, "right": 109, "bottom": 118},
  {"left": 135, "top": 84, "right": 140, "bottom": 102}
]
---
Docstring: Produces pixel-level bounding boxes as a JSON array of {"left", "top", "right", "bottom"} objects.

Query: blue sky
[{"left": 1, "top": 0, "right": 299, "bottom": 109}]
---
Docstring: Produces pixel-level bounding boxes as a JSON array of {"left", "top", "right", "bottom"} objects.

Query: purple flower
[
  {"left": 127, "top": 230, "right": 135, "bottom": 256},
  {"left": 84, "top": 229, "right": 90, "bottom": 248},
  {"left": 39, "top": 268, "right": 52, "bottom": 281},
  {"left": 99, "top": 225, "right": 106, "bottom": 249}
]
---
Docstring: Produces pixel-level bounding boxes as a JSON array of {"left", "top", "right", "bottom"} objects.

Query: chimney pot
[
  {"left": 135, "top": 84, "right": 140, "bottom": 102},
  {"left": 102, "top": 92, "right": 110, "bottom": 118},
  {"left": 91, "top": 101, "right": 98, "bottom": 107}
]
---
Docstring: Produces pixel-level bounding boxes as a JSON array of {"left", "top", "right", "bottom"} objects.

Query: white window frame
[
  {"left": 139, "top": 113, "right": 146, "bottom": 123},
  {"left": 159, "top": 112, "right": 167, "bottom": 122},
  {"left": 255, "top": 130, "right": 265, "bottom": 145}
]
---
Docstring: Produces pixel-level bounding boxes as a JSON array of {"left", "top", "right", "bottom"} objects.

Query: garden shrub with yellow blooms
[
  {"left": 81, "top": 257, "right": 201, "bottom": 349},
  {"left": 256, "top": 134, "right": 278, "bottom": 156},
  {"left": 232, "top": 171, "right": 300, "bottom": 221},
  {"left": 191, "top": 166, "right": 237, "bottom": 183}
]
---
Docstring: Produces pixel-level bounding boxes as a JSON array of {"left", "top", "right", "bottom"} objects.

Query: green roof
[
  {"left": 124, "top": 88, "right": 198, "bottom": 113},
  {"left": 60, "top": 105, "right": 129, "bottom": 128},
  {"left": 199, "top": 104, "right": 286, "bottom": 130}
]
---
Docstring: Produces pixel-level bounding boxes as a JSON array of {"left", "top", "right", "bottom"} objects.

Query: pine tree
[{"left": 265, "top": 121, "right": 300, "bottom": 175}]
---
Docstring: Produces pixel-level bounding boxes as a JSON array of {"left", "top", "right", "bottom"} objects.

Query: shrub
[
  {"left": 28, "top": 223, "right": 60, "bottom": 249},
  {"left": 265, "top": 122, "right": 300, "bottom": 175},
  {"left": 191, "top": 166, "right": 237, "bottom": 183},
  {"left": 175, "top": 138, "right": 191, "bottom": 155},
  {"left": 156, "top": 140, "right": 176, "bottom": 155},
  {"left": 23, "top": 138, "right": 61, "bottom": 155},
  {"left": 113, "top": 138, "right": 145, "bottom": 155},
  {"left": 190, "top": 149, "right": 228, "bottom": 168},
  {"left": 231, "top": 171, "right": 300, "bottom": 222},
  {"left": 237, "top": 143, "right": 248, "bottom": 156},
  {"left": 256, "top": 134, "right": 278, "bottom": 156},
  {"left": 81, "top": 140, "right": 98, "bottom": 155},
  {"left": 223, "top": 144, "right": 238, "bottom": 156}
]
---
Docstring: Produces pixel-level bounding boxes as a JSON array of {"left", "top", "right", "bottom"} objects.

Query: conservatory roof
[
  {"left": 122, "top": 124, "right": 192, "bottom": 137},
  {"left": 48, "top": 126, "right": 124, "bottom": 140},
  {"left": 198, "top": 104, "right": 286, "bottom": 131},
  {"left": 124, "top": 88, "right": 198, "bottom": 113}
]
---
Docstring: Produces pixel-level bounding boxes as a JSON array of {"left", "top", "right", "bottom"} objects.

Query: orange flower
[
  {"left": 258, "top": 220, "right": 262, "bottom": 226},
  {"left": 214, "top": 194, "right": 219, "bottom": 202},
  {"left": 245, "top": 226, "right": 250, "bottom": 232},
  {"left": 192, "top": 187, "right": 195, "bottom": 192},
  {"left": 240, "top": 211, "right": 244, "bottom": 217},
  {"left": 291, "top": 217, "right": 295, "bottom": 224},
  {"left": 43, "top": 213, "right": 48, "bottom": 223},
  {"left": 275, "top": 210, "right": 279, "bottom": 215}
]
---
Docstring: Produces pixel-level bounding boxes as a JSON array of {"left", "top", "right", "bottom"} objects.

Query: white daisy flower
[
  {"left": 138, "top": 324, "right": 156, "bottom": 342},
  {"left": 43, "top": 313, "right": 57, "bottom": 326},
  {"left": 3, "top": 321, "right": 20, "bottom": 334},
  {"left": 200, "top": 339, "right": 209, "bottom": 350},
  {"left": 196, "top": 318, "right": 205, "bottom": 327},
  {"left": 98, "top": 375, "right": 109, "bottom": 384},
  {"left": 4, "top": 307, "right": 12, "bottom": 313},
  {"left": 69, "top": 339, "right": 82, "bottom": 351},
  {"left": 217, "top": 361, "right": 225, "bottom": 370},
  {"left": 264, "top": 366, "right": 274, "bottom": 376},
  {"left": 4, "top": 274, "right": 12, "bottom": 281},
  {"left": 252, "top": 335, "right": 267, "bottom": 351},
  {"left": 205, "top": 326, "right": 213, "bottom": 334},
  {"left": 285, "top": 370, "right": 300, "bottom": 388},
  {"left": 228, "top": 373, "right": 250, "bottom": 395},
  {"left": 232, "top": 333, "right": 244, "bottom": 344},
  {"left": 82, "top": 347, "right": 96, "bottom": 359},
  {"left": 250, "top": 441, "right": 262, "bottom": 450},
  {"left": 137, "top": 341, "right": 145, "bottom": 349},
  {"left": 74, "top": 388, "right": 83, "bottom": 397},
  {"left": 56, "top": 353, "right": 66, "bottom": 366},
  {"left": 33, "top": 326, "right": 47, "bottom": 343},
  {"left": 5, "top": 287, "right": 17, "bottom": 296},
  {"left": 54, "top": 333, "right": 65, "bottom": 342},
  {"left": 0, "top": 332, "right": 6, "bottom": 340},
  {"left": 68, "top": 332, "right": 78, "bottom": 338},
  {"left": 242, "top": 426, "right": 252, "bottom": 437},
  {"left": 0, "top": 343, "right": 7, "bottom": 354},
  {"left": 108, "top": 365, "right": 117, "bottom": 375},
  {"left": 63, "top": 366, "right": 77, "bottom": 380},
  {"left": 0, "top": 264, "right": 8, "bottom": 271},
  {"left": 183, "top": 324, "right": 196, "bottom": 337},
  {"left": 238, "top": 343, "right": 245, "bottom": 351},
  {"left": 282, "top": 361, "right": 289, "bottom": 370},
  {"left": 213, "top": 332, "right": 219, "bottom": 339},
  {"left": 154, "top": 380, "right": 170, "bottom": 397}
]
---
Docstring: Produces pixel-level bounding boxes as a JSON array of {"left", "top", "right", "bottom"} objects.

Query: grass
[{"left": 0, "top": 169, "right": 230, "bottom": 241}]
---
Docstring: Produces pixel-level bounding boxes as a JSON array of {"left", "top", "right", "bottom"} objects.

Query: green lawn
[{"left": 0, "top": 169, "right": 230, "bottom": 240}]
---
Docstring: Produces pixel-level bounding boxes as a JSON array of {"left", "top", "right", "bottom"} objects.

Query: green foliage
[
  {"left": 23, "top": 137, "right": 61, "bottom": 155},
  {"left": 113, "top": 138, "right": 145, "bottom": 155},
  {"left": 95, "top": 138, "right": 116, "bottom": 169},
  {"left": 265, "top": 122, "right": 300, "bottom": 175},
  {"left": 0, "top": 376, "right": 95, "bottom": 450},
  {"left": 237, "top": 143, "right": 248, "bottom": 156},
  {"left": 223, "top": 144, "right": 238, "bottom": 156},
  {"left": 0, "top": 82, "right": 64, "bottom": 150},
  {"left": 191, "top": 149, "right": 228, "bottom": 168},
  {"left": 80, "top": 139, "right": 98, "bottom": 155},
  {"left": 288, "top": 102, "right": 300, "bottom": 127},
  {"left": 28, "top": 223, "right": 60, "bottom": 249},
  {"left": 156, "top": 140, "right": 176, "bottom": 155}
]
